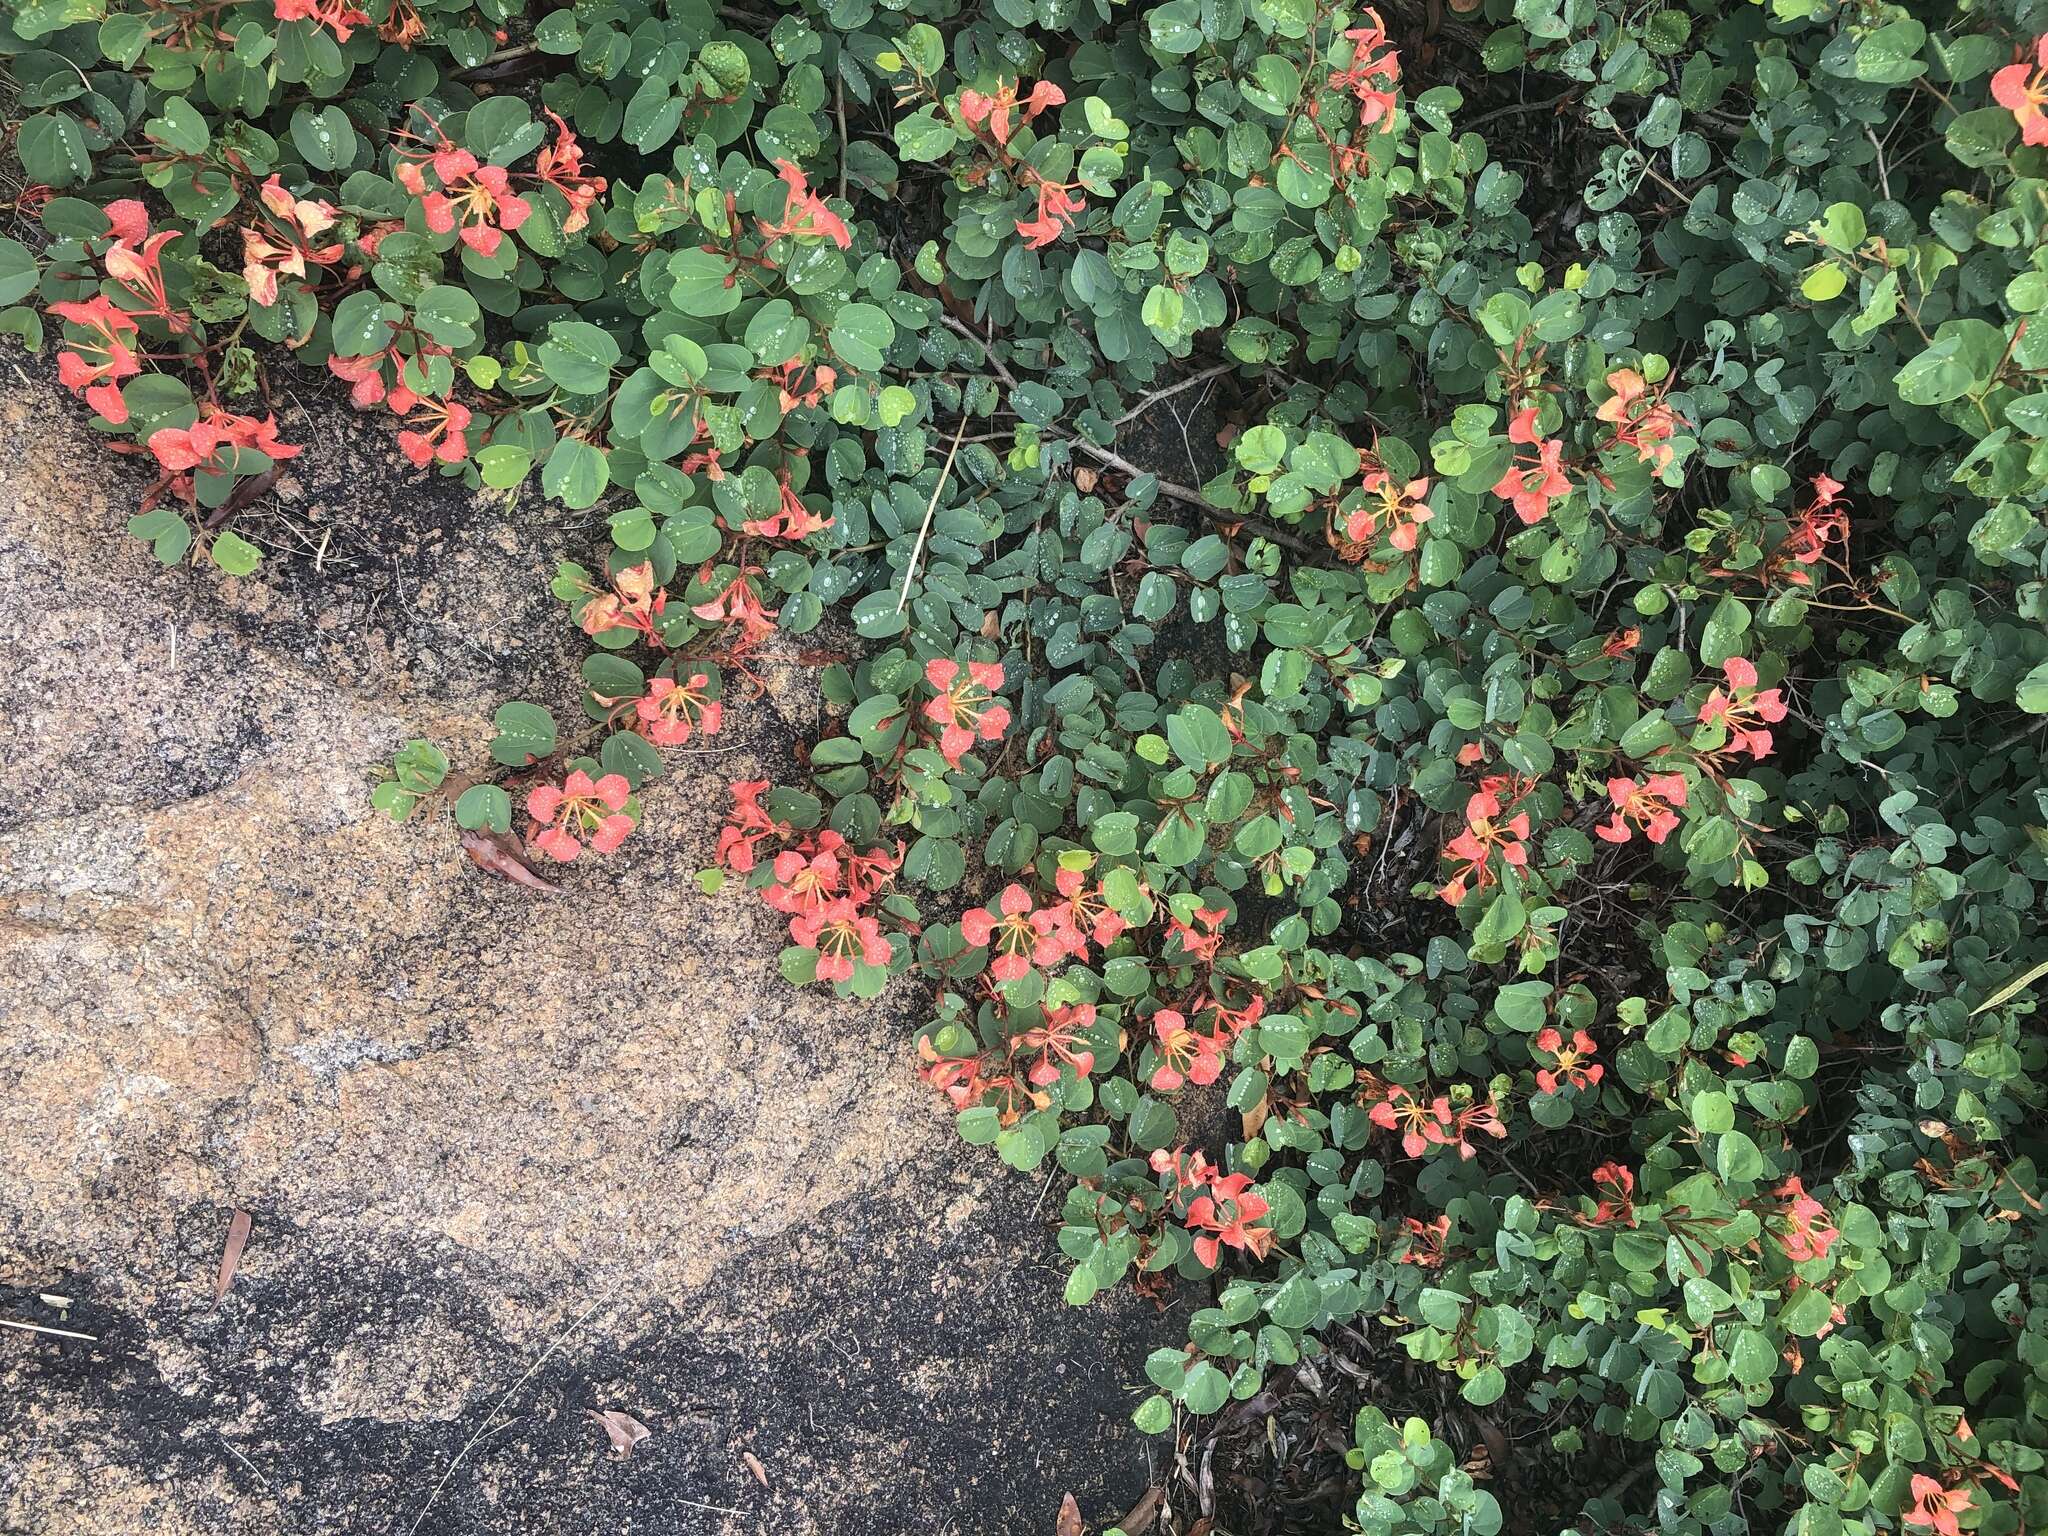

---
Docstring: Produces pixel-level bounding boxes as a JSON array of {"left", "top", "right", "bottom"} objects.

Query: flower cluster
[
  {"left": 1697, "top": 656, "right": 1788, "bottom": 762},
  {"left": 240, "top": 175, "right": 343, "bottom": 308},
  {"left": 757, "top": 160, "right": 853, "bottom": 249},
  {"left": 1151, "top": 1153, "right": 1274, "bottom": 1269},
  {"left": 577, "top": 562, "right": 669, "bottom": 645},
  {"left": 396, "top": 140, "right": 532, "bottom": 258},
  {"left": 1325, "top": 11, "right": 1402, "bottom": 133},
  {"left": 923, "top": 658, "right": 1011, "bottom": 767},
  {"left": 1367, "top": 1084, "right": 1506, "bottom": 1160},
  {"left": 1771, "top": 1175, "right": 1841, "bottom": 1263},
  {"left": 1491, "top": 408, "right": 1571, "bottom": 524},
  {"left": 1436, "top": 774, "right": 1535, "bottom": 907},
  {"left": 1594, "top": 368, "right": 1679, "bottom": 472},
  {"left": 1595, "top": 772, "right": 1687, "bottom": 845}
]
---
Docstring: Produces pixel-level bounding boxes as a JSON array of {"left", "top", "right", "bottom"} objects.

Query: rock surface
[{"left": 0, "top": 362, "right": 1175, "bottom": 1536}]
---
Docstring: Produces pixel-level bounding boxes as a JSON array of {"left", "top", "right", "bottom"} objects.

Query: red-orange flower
[
  {"left": 535, "top": 110, "right": 607, "bottom": 233},
  {"left": 395, "top": 396, "right": 472, "bottom": 466},
  {"left": 1588, "top": 1163, "right": 1637, "bottom": 1226},
  {"left": 401, "top": 150, "right": 532, "bottom": 258},
  {"left": 49, "top": 296, "right": 141, "bottom": 424},
  {"left": 273, "top": 0, "right": 369, "bottom": 41},
  {"left": 960, "top": 882, "right": 1060, "bottom": 981},
  {"left": 147, "top": 409, "right": 303, "bottom": 474},
  {"left": 758, "top": 160, "right": 851, "bottom": 249},
  {"left": 1346, "top": 470, "right": 1433, "bottom": 552},
  {"left": 526, "top": 769, "right": 633, "bottom": 861},
  {"left": 1185, "top": 1172, "right": 1274, "bottom": 1268},
  {"left": 1491, "top": 407, "right": 1570, "bottom": 524},
  {"left": 958, "top": 78, "right": 1066, "bottom": 146},
  {"left": 637, "top": 673, "right": 721, "bottom": 746},
  {"left": 1906, "top": 1475, "right": 1975, "bottom": 1536},
  {"left": 1437, "top": 775, "right": 1534, "bottom": 907},
  {"left": 1771, "top": 1176, "right": 1840, "bottom": 1263},
  {"left": 923, "top": 658, "right": 1010, "bottom": 766},
  {"left": 1991, "top": 35, "right": 2048, "bottom": 146},
  {"left": 1698, "top": 656, "right": 1787, "bottom": 759},
  {"left": 790, "top": 897, "right": 891, "bottom": 983},
  {"left": 1533, "top": 1027, "right": 1603, "bottom": 1095},
  {"left": 1596, "top": 368, "right": 1680, "bottom": 471},
  {"left": 1016, "top": 179, "right": 1085, "bottom": 249},
  {"left": 1596, "top": 772, "right": 1688, "bottom": 845},
  {"left": 241, "top": 175, "right": 343, "bottom": 307}
]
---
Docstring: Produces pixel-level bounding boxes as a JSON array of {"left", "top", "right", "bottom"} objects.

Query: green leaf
[
  {"left": 490, "top": 701, "right": 558, "bottom": 766},
  {"left": 538, "top": 320, "right": 622, "bottom": 394},
  {"left": 455, "top": 783, "right": 513, "bottom": 833}
]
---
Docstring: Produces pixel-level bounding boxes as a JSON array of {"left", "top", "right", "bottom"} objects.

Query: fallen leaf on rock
[
  {"left": 742, "top": 1450, "right": 769, "bottom": 1487},
  {"left": 460, "top": 829, "right": 559, "bottom": 893},
  {"left": 584, "top": 1409, "right": 651, "bottom": 1460},
  {"left": 213, "top": 1210, "right": 252, "bottom": 1303},
  {"left": 1056, "top": 1492, "right": 1083, "bottom": 1536}
]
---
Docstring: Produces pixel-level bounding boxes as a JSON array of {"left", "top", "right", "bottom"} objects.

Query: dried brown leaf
[
  {"left": 213, "top": 1210, "right": 252, "bottom": 1303},
  {"left": 1056, "top": 1492, "right": 1083, "bottom": 1536},
  {"left": 584, "top": 1409, "right": 651, "bottom": 1460},
  {"left": 460, "top": 829, "right": 560, "bottom": 893},
  {"left": 1118, "top": 1487, "right": 1163, "bottom": 1536},
  {"left": 741, "top": 1450, "right": 769, "bottom": 1487}
]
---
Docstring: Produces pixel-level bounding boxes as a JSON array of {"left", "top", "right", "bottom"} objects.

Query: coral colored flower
[
  {"left": 1185, "top": 1172, "right": 1274, "bottom": 1268},
  {"left": 1149, "top": 1008, "right": 1229, "bottom": 1091},
  {"left": 1533, "top": 1027, "right": 1603, "bottom": 1095},
  {"left": 636, "top": 673, "right": 721, "bottom": 747},
  {"left": 1016, "top": 179, "right": 1085, "bottom": 248},
  {"left": 395, "top": 396, "right": 472, "bottom": 466},
  {"left": 960, "top": 882, "right": 1059, "bottom": 981},
  {"left": 1149, "top": 1145, "right": 1221, "bottom": 1196},
  {"left": 1052, "top": 865, "right": 1128, "bottom": 951},
  {"left": 1437, "top": 775, "right": 1534, "bottom": 906},
  {"left": 1448, "top": 1098, "right": 1506, "bottom": 1160},
  {"left": 1780, "top": 475, "right": 1850, "bottom": 583},
  {"left": 1596, "top": 368, "right": 1681, "bottom": 471},
  {"left": 690, "top": 563, "right": 780, "bottom": 655},
  {"left": 1326, "top": 11, "right": 1402, "bottom": 131},
  {"left": 407, "top": 149, "right": 531, "bottom": 258},
  {"left": 1588, "top": 1163, "right": 1637, "bottom": 1226},
  {"left": 767, "top": 358, "right": 837, "bottom": 413},
  {"left": 1698, "top": 656, "right": 1788, "bottom": 760},
  {"left": 102, "top": 199, "right": 150, "bottom": 243},
  {"left": 717, "top": 779, "right": 791, "bottom": 873},
  {"left": 241, "top": 175, "right": 343, "bottom": 307},
  {"left": 743, "top": 471, "right": 833, "bottom": 540},
  {"left": 327, "top": 341, "right": 449, "bottom": 414},
  {"left": 49, "top": 296, "right": 141, "bottom": 424},
  {"left": 1016, "top": 1000, "right": 1097, "bottom": 1086},
  {"left": 1346, "top": 470, "right": 1433, "bottom": 552},
  {"left": 1370, "top": 1084, "right": 1453, "bottom": 1158},
  {"left": 764, "top": 832, "right": 846, "bottom": 916},
  {"left": 104, "top": 230, "right": 189, "bottom": 334},
  {"left": 1772, "top": 1176, "right": 1840, "bottom": 1263},
  {"left": 758, "top": 160, "right": 851, "bottom": 250},
  {"left": 526, "top": 769, "right": 633, "bottom": 861},
  {"left": 579, "top": 561, "right": 668, "bottom": 643},
  {"left": 1491, "top": 408, "right": 1571, "bottom": 524},
  {"left": 959, "top": 78, "right": 1066, "bottom": 146},
  {"left": 1398, "top": 1214, "right": 1451, "bottom": 1267},
  {"left": 1166, "top": 905, "right": 1229, "bottom": 963},
  {"left": 1602, "top": 626, "right": 1642, "bottom": 659},
  {"left": 1906, "top": 1475, "right": 1975, "bottom": 1536},
  {"left": 147, "top": 410, "right": 302, "bottom": 474},
  {"left": 273, "top": 0, "right": 369, "bottom": 40},
  {"left": 535, "top": 111, "right": 607, "bottom": 233},
  {"left": 923, "top": 658, "right": 1010, "bottom": 767},
  {"left": 790, "top": 896, "right": 891, "bottom": 983},
  {"left": 1991, "top": 35, "right": 2048, "bottom": 146},
  {"left": 1596, "top": 772, "right": 1688, "bottom": 845}
]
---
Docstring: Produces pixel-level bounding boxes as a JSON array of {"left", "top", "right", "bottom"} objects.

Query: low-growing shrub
[{"left": 8, "top": 0, "right": 2048, "bottom": 1528}]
